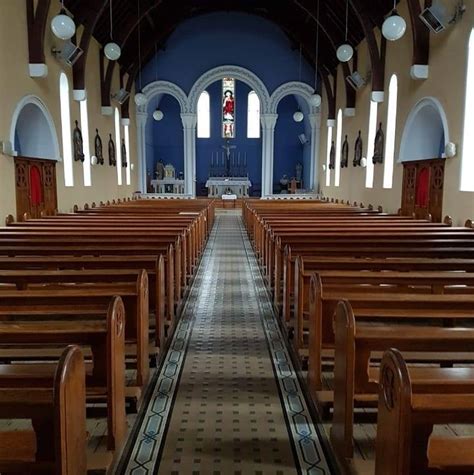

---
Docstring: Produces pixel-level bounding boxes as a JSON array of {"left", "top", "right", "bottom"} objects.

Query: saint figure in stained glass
[{"left": 222, "top": 78, "right": 235, "bottom": 138}]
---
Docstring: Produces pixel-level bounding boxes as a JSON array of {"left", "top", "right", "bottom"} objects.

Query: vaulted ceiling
[{"left": 64, "top": 0, "right": 398, "bottom": 76}]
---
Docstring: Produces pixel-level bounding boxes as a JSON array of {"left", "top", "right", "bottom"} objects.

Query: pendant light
[
  {"left": 104, "top": 0, "right": 121, "bottom": 61},
  {"left": 51, "top": 0, "right": 76, "bottom": 40},
  {"left": 134, "top": 0, "right": 148, "bottom": 107},
  {"left": 382, "top": 0, "right": 407, "bottom": 41},
  {"left": 310, "top": 0, "right": 322, "bottom": 107},
  {"left": 336, "top": 0, "right": 353, "bottom": 63},
  {"left": 294, "top": 44, "right": 304, "bottom": 122},
  {"left": 152, "top": 43, "right": 164, "bottom": 121}
]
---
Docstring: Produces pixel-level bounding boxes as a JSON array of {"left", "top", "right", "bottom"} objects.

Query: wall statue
[{"left": 373, "top": 122, "right": 385, "bottom": 164}]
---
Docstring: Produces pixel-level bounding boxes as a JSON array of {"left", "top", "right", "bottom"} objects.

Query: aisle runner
[{"left": 121, "top": 213, "right": 331, "bottom": 474}]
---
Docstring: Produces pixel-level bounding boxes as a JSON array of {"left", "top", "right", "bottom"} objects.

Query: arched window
[
  {"left": 80, "top": 99, "right": 91, "bottom": 187},
  {"left": 124, "top": 125, "right": 131, "bottom": 186},
  {"left": 366, "top": 99, "right": 378, "bottom": 188},
  {"left": 114, "top": 108, "right": 122, "bottom": 186},
  {"left": 247, "top": 91, "right": 261, "bottom": 138},
  {"left": 59, "top": 73, "right": 73, "bottom": 187},
  {"left": 383, "top": 75, "right": 398, "bottom": 189},
  {"left": 325, "top": 125, "right": 333, "bottom": 187},
  {"left": 335, "top": 109, "right": 343, "bottom": 187},
  {"left": 197, "top": 91, "right": 210, "bottom": 138},
  {"left": 461, "top": 29, "right": 474, "bottom": 192}
]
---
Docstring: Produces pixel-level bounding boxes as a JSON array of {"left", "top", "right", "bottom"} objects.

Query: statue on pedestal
[
  {"left": 329, "top": 141, "right": 336, "bottom": 169},
  {"left": 341, "top": 135, "right": 349, "bottom": 168},
  {"left": 353, "top": 130, "right": 363, "bottom": 167},
  {"left": 373, "top": 122, "right": 385, "bottom": 164},
  {"left": 73, "top": 120, "right": 85, "bottom": 162},
  {"left": 155, "top": 159, "right": 165, "bottom": 179},
  {"left": 295, "top": 162, "right": 303, "bottom": 183}
]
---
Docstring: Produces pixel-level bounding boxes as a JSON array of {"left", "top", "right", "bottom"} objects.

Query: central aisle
[{"left": 122, "top": 212, "right": 331, "bottom": 474}]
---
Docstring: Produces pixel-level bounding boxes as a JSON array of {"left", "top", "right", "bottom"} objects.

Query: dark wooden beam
[
  {"left": 25, "top": 0, "right": 51, "bottom": 76},
  {"left": 406, "top": 0, "right": 430, "bottom": 71}
]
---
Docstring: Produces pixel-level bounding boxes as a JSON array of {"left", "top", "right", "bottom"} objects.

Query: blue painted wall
[{"left": 140, "top": 12, "right": 316, "bottom": 193}]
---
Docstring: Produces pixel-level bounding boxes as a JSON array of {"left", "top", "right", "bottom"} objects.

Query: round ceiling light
[
  {"left": 153, "top": 110, "right": 164, "bottom": 121},
  {"left": 134, "top": 92, "right": 148, "bottom": 106},
  {"left": 293, "top": 111, "right": 304, "bottom": 123},
  {"left": 336, "top": 44, "right": 353, "bottom": 63},
  {"left": 104, "top": 42, "right": 121, "bottom": 61},
  {"left": 382, "top": 11, "right": 407, "bottom": 41},
  {"left": 51, "top": 9, "right": 76, "bottom": 40}
]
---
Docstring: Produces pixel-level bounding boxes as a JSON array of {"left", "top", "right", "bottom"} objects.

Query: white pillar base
[{"left": 410, "top": 64, "right": 429, "bottom": 80}]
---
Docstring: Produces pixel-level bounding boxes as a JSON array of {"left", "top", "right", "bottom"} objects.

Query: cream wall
[
  {"left": 0, "top": 0, "right": 138, "bottom": 221},
  {"left": 319, "top": 0, "right": 474, "bottom": 225}
]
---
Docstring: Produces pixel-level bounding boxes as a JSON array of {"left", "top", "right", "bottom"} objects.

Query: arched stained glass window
[
  {"left": 197, "top": 91, "right": 210, "bottom": 138},
  {"left": 247, "top": 91, "right": 260, "bottom": 138}
]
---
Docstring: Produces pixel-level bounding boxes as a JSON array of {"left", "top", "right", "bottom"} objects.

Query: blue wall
[{"left": 140, "top": 12, "right": 316, "bottom": 193}]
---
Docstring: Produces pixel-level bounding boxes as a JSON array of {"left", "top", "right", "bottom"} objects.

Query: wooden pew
[
  {"left": 331, "top": 299, "right": 474, "bottom": 461},
  {"left": 0, "top": 345, "right": 87, "bottom": 474},
  {"left": 0, "top": 295, "right": 126, "bottom": 453},
  {"left": 375, "top": 349, "right": 474, "bottom": 475}
]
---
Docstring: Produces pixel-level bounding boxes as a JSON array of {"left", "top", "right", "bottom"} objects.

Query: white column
[
  {"left": 260, "top": 114, "right": 278, "bottom": 197},
  {"left": 181, "top": 113, "right": 197, "bottom": 197},
  {"left": 308, "top": 113, "right": 321, "bottom": 192},
  {"left": 136, "top": 111, "right": 148, "bottom": 193}
]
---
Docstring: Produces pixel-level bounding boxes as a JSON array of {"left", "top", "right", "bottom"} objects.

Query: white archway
[
  {"left": 399, "top": 97, "right": 449, "bottom": 162},
  {"left": 269, "top": 81, "right": 321, "bottom": 192},
  {"left": 10, "top": 95, "right": 60, "bottom": 160}
]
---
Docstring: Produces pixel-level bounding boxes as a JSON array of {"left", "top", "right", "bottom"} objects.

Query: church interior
[{"left": 0, "top": 0, "right": 473, "bottom": 473}]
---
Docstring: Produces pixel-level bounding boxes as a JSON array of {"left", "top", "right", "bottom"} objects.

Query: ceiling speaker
[
  {"left": 51, "top": 41, "right": 83, "bottom": 67},
  {"left": 298, "top": 133, "right": 309, "bottom": 145},
  {"left": 346, "top": 71, "right": 366, "bottom": 90},
  {"left": 112, "top": 88, "right": 130, "bottom": 105}
]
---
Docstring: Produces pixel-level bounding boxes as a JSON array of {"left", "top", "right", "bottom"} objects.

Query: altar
[
  {"left": 151, "top": 177, "right": 185, "bottom": 194},
  {"left": 205, "top": 177, "right": 252, "bottom": 197}
]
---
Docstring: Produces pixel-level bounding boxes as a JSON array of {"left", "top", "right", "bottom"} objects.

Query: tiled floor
[{"left": 121, "top": 212, "right": 331, "bottom": 475}]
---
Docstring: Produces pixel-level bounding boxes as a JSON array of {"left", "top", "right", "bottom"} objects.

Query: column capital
[
  {"left": 181, "top": 113, "right": 197, "bottom": 129},
  {"left": 136, "top": 111, "right": 148, "bottom": 126},
  {"left": 260, "top": 113, "right": 278, "bottom": 130}
]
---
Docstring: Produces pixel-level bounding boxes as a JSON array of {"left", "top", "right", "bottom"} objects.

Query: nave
[{"left": 120, "top": 211, "right": 331, "bottom": 474}]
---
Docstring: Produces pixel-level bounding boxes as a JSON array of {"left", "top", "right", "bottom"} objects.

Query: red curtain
[
  {"left": 29, "top": 165, "right": 42, "bottom": 206},
  {"left": 415, "top": 166, "right": 430, "bottom": 208}
]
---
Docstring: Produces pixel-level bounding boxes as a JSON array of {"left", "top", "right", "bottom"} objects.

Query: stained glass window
[{"left": 222, "top": 77, "right": 235, "bottom": 138}]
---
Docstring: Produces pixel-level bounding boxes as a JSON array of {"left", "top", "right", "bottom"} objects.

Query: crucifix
[{"left": 221, "top": 139, "right": 236, "bottom": 176}]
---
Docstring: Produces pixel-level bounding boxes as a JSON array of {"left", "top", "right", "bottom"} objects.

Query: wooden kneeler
[{"left": 0, "top": 345, "right": 87, "bottom": 474}]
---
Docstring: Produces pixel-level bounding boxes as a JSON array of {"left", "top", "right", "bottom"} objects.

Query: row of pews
[
  {"left": 243, "top": 198, "right": 474, "bottom": 474},
  {"left": 0, "top": 197, "right": 215, "bottom": 473}
]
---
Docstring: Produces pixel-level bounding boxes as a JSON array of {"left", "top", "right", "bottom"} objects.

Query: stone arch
[
  {"left": 399, "top": 97, "right": 450, "bottom": 162},
  {"left": 138, "top": 80, "right": 189, "bottom": 114},
  {"left": 188, "top": 65, "right": 271, "bottom": 114},
  {"left": 269, "top": 81, "right": 318, "bottom": 114},
  {"left": 10, "top": 95, "right": 60, "bottom": 160}
]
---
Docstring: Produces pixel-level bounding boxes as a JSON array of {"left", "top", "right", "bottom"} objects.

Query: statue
[
  {"left": 121, "top": 139, "right": 127, "bottom": 168},
  {"left": 73, "top": 120, "right": 85, "bottom": 162},
  {"left": 164, "top": 163, "right": 176, "bottom": 178},
  {"left": 279, "top": 174, "right": 289, "bottom": 194},
  {"left": 295, "top": 162, "right": 303, "bottom": 182},
  {"left": 353, "top": 130, "right": 363, "bottom": 167},
  {"left": 155, "top": 159, "right": 165, "bottom": 180},
  {"left": 341, "top": 135, "right": 349, "bottom": 168},
  {"left": 329, "top": 140, "right": 335, "bottom": 169},
  {"left": 95, "top": 129, "right": 104, "bottom": 165},
  {"left": 373, "top": 122, "right": 385, "bottom": 164},
  {"left": 108, "top": 134, "right": 116, "bottom": 166}
]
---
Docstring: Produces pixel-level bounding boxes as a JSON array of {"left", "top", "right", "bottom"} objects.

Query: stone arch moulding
[
  {"left": 137, "top": 80, "right": 189, "bottom": 114},
  {"left": 188, "top": 65, "right": 271, "bottom": 114},
  {"left": 399, "top": 96, "right": 450, "bottom": 163},
  {"left": 268, "top": 81, "right": 322, "bottom": 194},
  {"left": 9, "top": 94, "right": 61, "bottom": 161},
  {"left": 269, "top": 81, "right": 318, "bottom": 114}
]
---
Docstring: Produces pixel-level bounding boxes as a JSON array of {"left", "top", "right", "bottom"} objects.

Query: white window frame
[
  {"left": 80, "top": 99, "right": 92, "bottom": 187},
  {"left": 197, "top": 91, "right": 211, "bottom": 138},
  {"left": 59, "top": 73, "right": 74, "bottom": 187},
  {"left": 115, "top": 108, "right": 122, "bottom": 186},
  {"left": 366, "top": 99, "right": 378, "bottom": 189},
  {"left": 383, "top": 75, "right": 398, "bottom": 189},
  {"left": 247, "top": 90, "right": 261, "bottom": 138}
]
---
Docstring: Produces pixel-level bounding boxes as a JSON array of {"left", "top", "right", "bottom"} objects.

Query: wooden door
[
  {"left": 400, "top": 159, "right": 445, "bottom": 222},
  {"left": 15, "top": 157, "right": 58, "bottom": 221}
]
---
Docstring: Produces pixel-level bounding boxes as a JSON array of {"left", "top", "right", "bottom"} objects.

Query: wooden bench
[
  {"left": 331, "top": 299, "right": 474, "bottom": 461},
  {"left": 375, "top": 349, "right": 474, "bottom": 475},
  {"left": 0, "top": 295, "right": 126, "bottom": 453},
  {"left": 0, "top": 345, "right": 87, "bottom": 474}
]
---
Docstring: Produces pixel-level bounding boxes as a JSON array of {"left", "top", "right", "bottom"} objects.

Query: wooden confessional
[
  {"left": 14, "top": 157, "right": 58, "bottom": 221},
  {"left": 400, "top": 158, "right": 445, "bottom": 222}
]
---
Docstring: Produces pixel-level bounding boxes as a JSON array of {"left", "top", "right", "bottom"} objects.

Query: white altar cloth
[
  {"left": 151, "top": 178, "right": 185, "bottom": 194},
  {"left": 205, "top": 177, "right": 251, "bottom": 198},
  {"left": 222, "top": 194, "right": 237, "bottom": 200}
]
